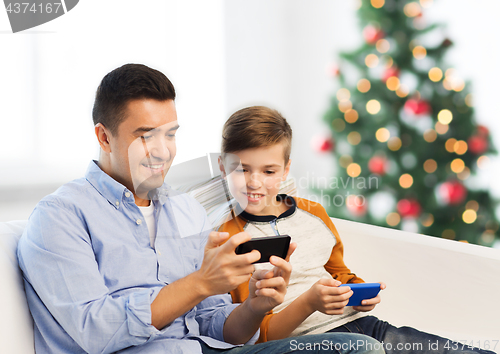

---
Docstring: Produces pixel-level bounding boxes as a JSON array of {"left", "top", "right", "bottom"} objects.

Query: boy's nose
[{"left": 247, "top": 173, "right": 262, "bottom": 189}]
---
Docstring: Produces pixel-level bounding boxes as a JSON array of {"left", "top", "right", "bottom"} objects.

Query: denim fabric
[
  {"left": 327, "top": 316, "right": 495, "bottom": 354},
  {"left": 199, "top": 333, "right": 385, "bottom": 354}
]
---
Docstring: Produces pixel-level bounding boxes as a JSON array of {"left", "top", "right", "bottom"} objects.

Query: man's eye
[
  {"left": 141, "top": 135, "right": 153, "bottom": 141},
  {"left": 167, "top": 134, "right": 176, "bottom": 138}
]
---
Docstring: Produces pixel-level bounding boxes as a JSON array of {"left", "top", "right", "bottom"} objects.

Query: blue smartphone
[{"left": 339, "top": 283, "right": 381, "bottom": 306}]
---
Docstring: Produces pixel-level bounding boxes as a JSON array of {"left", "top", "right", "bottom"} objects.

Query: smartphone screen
[{"left": 235, "top": 235, "right": 291, "bottom": 263}]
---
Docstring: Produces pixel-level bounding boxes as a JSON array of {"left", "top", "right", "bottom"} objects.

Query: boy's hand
[
  {"left": 352, "top": 282, "right": 386, "bottom": 312},
  {"left": 305, "top": 278, "right": 352, "bottom": 315},
  {"left": 246, "top": 242, "right": 297, "bottom": 315},
  {"left": 197, "top": 231, "right": 260, "bottom": 297}
]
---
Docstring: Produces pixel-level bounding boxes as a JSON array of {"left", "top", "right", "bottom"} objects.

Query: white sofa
[{"left": 2, "top": 217, "right": 500, "bottom": 353}]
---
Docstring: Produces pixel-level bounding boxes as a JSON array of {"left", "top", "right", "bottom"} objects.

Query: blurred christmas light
[
  {"left": 363, "top": 25, "right": 384, "bottom": 44},
  {"left": 468, "top": 135, "right": 488, "bottom": 154},
  {"left": 420, "top": 213, "right": 434, "bottom": 227},
  {"left": 404, "top": 98, "right": 431, "bottom": 115},
  {"left": 347, "top": 163, "right": 362, "bottom": 177},
  {"left": 344, "top": 109, "right": 359, "bottom": 124},
  {"left": 454, "top": 140, "right": 468, "bottom": 155},
  {"left": 386, "top": 212, "right": 401, "bottom": 226},
  {"left": 366, "top": 99, "right": 381, "bottom": 114},
  {"left": 386, "top": 76, "right": 400, "bottom": 91},
  {"left": 347, "top": 131, "right": 362, "bottom": 145},
  {"left": 423, "top": 129, "right": 437, "bottom": 143},
  {"left": 368, "top": 156, "right": 387, "bottom": 175},
  {"left": 457, "top": 166, "right": 470, "bottom": 180},
  {"left": 332, "top": 118, "right": 346, "bottom": 132},
  {"left": 466, "top": 200, "right": 480, "bottom": 212},
  {"left": 481, "top": 231, "right": 495, "bottom": 244},
  {"left": 437, "top": 109, "right": 453, "bottom": 125},
  {"left": 370, "top": 0, "right": 385, "bottom": 9},
  {"left": 388, "top": 137, "right": 402, "bottom": 151},
  {"left": 442, "top": 229, "right": 456, "bottom": 239},
  {"left": 452, "top": 78, "right": 465, "bottom": 92},
  {"left": 465, "top": 94, "right": 474, "bottom": 107},
  {"left": 338, "top": 101, "right": 353, "bottom": 113},
  {"left": 412, "top": 46, "right": 427, "bottom": 60},
  {"left": 339, "top": 155, "right": 353, "bottom": 168},
  {"left": 477, "top": 155, "right": 490, "bottom": 169},
  {"left": 376, "top": 39, "right": 390, "bottom": 53},
  {"left": 396, "top": 84, "right": 410, "bottom": 97},
  {"left": 462, "top": 209, "right": 477, "bottom": 224},
  {"left": 376, "top": 128, "right": 391, "bottom": 142},
  {"left": 365, "top": 54, "right": 379, "bottom": 68},
  {"left": 445, "top": 138, "right": 457, "bottom": 153},
  {"left": 428, "top": 67, "right": 443, "bottom": 82},
  {"left": 336, "top": 88, "right": 351, "bottom": 101},
  {"left": 423, "top": 159, "right": 437, "bottom": 173},
  {"left": 384, "top": 56, "right": 394, "bottom": 68},
  {"left": 419, "top": 0, "right": 433, "bottom": 8},
  {"left": 435, "top": 122, "right": 449, "bottom": 135},
  {"left": 450, "top": 158, "right": 465, "bottom": 173},
  {"left": 382, "top": 66, "right": 399, "bottom": 82},
  {"left": 399, "top": 173, "right": 414, "bottom": 188},
  {"left": 404, "top": 2, "right": 421, "bottom": 17},
  {"left": 357, "top": 78, "right": 371, "bottom": 93}
]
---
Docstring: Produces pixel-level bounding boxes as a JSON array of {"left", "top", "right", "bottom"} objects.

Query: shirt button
[
  {"left": 125, "top": 192, "right": 131, "bottom": 198},
  {"left": 136, "top": 219, "right": 142, "bottom": 225},
  {"left": 115, "top": 201, "right": 120, "bottom": 207}
]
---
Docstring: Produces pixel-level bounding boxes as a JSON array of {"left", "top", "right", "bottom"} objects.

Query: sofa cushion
[{"left": 0, "top": 220, "right": 35, "bottom": 354}]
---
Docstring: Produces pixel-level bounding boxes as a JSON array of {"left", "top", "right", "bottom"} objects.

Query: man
[{"left": 17, "top": 64, "right": 384, "bottom": 354}]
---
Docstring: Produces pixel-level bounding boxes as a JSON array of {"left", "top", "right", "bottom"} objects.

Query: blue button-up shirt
[{"left": 17, "top": 161, "right": 258, "bottom": 354}]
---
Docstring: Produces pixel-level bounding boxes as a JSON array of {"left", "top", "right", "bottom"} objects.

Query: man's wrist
[{"left": 188, "top": 270, "right": 212, "bottom": 299}]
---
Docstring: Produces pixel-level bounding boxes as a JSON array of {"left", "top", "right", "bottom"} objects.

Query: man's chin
[{"left": 134, "top": 175, "right": 166, "bottom": 194}]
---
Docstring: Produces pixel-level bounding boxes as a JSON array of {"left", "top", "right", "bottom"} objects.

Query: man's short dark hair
[{"left": 92, "top": 64, "right": 176, "bottom": 135}]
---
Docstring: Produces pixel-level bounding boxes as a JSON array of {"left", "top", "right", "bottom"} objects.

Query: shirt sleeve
[{"left": 17, "top": 201, "right": 161, "bottom": 354}]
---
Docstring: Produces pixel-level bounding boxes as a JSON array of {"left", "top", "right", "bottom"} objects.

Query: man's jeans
[
  {"left": 327, "top": 316, "right": 496, "bottom": 354},
  {"left": 199, "top": 333, "right": 385, "bottom": 354}
]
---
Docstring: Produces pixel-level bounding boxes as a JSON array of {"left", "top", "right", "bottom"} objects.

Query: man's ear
[
  {"left": 95, "top": 123, "right": 112, "bottom": 153},
  {"left": 218, "top": 156, "right": 226, "bottom": 178},
  {"left": 282, "top": 159, "right": 291, "bottom": 181}
]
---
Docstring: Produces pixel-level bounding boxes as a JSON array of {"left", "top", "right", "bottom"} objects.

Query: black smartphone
[{"left": 235, "top": 235, "right": 291, "bottom": 263}]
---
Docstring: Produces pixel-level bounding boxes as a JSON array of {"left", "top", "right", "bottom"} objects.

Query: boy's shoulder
[{"left": 293, "top": 196, "right": 328, "bottom": 216}]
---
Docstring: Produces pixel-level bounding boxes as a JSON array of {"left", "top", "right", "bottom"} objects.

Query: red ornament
[
  {"left": 438, "top": 181, "right": 467, "bottom": 205},
  {"left": 327, "top": 63, "right": 341, "bottom": 77},
  {"left": 403, "top": 99, "right": 431, "bottom": 116},
  {"left": 363, "top": 25, "right": 384, "bottom": 45},
  {"left": 312, "top": 136, "right": 335, "bottom": 153},
  {"left": 477, "top": 125, "right": 489, "bottom": 137},
  {"left": 368, "top": 156, "right": 387, "bottom": 175},
  {"left": 346, "top": 195, "right": 367, "bottom": 217},
  {"left": 397, "top": 199, "right": 421, "bottom": 218},
  {"left": 468, "top": 135, "right": 488, "bottom": 155},
  {"left": 382, "top": 67, "right": 400, "bottom": 83}
]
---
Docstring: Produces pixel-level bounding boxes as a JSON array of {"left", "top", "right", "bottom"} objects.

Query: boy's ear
[
  {"left": 218, "top": 156, "right": 227, "bottom": 178},
  {"left": 282, "top": 159, "right": 291, "bottom": 180}
]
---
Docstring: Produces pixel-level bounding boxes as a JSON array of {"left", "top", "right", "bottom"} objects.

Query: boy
[{"left": 218, "top": 106, "right": 494, "bottom": 354}]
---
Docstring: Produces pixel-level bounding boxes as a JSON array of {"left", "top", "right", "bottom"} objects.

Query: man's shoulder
[{"left": 38, "top": 177, "right": 94, "bottom": 210}]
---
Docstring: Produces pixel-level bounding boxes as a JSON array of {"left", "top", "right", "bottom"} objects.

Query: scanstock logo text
[{"left": 3, "top": 0, "right": 79, "bottom": 33}]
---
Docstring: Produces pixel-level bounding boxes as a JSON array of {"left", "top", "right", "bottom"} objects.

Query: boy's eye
[
  {"left": 265, "top": 170, "right": 276, "bottom": 175},
  {"left": 235, "top": 169, "right": 246, "bottom": 173}
]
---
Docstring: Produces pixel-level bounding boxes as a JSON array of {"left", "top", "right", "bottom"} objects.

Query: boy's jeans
[
  {"left": 327, "top": 316, "right": 496, "bottom": 354},
  {"left": 199, "top": 333, "right": 385, "bottom": 354}
]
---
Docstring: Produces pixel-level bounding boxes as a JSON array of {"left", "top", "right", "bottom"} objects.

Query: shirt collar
[
  {"left": 85, "top": 160, "right": 171, "bottom": 208},
  {"left": 237, "top": 194, "right": 297, "bottom": 222}
]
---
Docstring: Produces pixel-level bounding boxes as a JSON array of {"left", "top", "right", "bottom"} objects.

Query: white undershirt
[{"left": 138, "top": 202, "right": 156, "bottom": 247}]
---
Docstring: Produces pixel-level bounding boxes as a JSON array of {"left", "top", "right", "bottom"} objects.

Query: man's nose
[{"left": 147, "top": 137, "right": 171, "bottom": 161}]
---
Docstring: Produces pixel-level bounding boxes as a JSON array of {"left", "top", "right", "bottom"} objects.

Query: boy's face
[{"left": 221, "top": 143, "right": 291, "bottom": 216}]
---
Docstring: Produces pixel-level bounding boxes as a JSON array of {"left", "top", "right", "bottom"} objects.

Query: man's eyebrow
[{"left": 133, "top": 124, "right": 180, "bottom": 135}]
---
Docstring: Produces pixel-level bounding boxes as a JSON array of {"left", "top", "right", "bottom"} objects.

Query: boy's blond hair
[{"left": 221, "top": 106, "right": 292, "bottom": 164}]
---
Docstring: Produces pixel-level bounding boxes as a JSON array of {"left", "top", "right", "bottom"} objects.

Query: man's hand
[
  {"left": 304, "top": 278, "right": 353, "bottom": 315},
  {"left": 352, "top": 282, "right": 386, "bottom": 312},
  {"left": 246, "top": 242, "right": 297, "bottom": 315},
  {"left": 196, "top": 231, "right": 260, "bottom": 297}
]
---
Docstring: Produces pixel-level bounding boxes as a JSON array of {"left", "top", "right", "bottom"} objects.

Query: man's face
[
  {"left": 222, "top": 143, "right": 290, "bottom": 216},
  {"left": 107, "top": 99, "right": 178, "bottom": 199}
]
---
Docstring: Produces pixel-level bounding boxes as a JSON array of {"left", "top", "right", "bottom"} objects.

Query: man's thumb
[{"left": 206, "top": 231, "right": 230, "bottom": 250}]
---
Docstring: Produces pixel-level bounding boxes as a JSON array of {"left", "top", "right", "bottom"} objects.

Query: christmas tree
[{"left": 320, "top": 0, "right": 499, "bottom": 246}]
